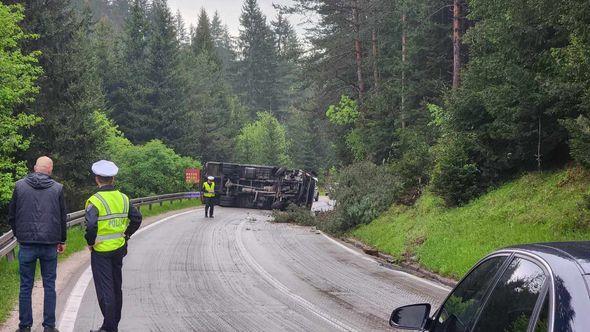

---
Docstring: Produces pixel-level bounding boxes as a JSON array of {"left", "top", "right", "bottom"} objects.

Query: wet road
[{"left": 71, "top": 203, "right": 448, "bottom": 331}]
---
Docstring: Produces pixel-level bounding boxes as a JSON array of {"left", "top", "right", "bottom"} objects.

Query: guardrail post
[
  {"left": 149, "top": 203, "right": 152, "bottom": 210},
  {"left": 7, "top": 248, "right": 16, "bottom": 262}
]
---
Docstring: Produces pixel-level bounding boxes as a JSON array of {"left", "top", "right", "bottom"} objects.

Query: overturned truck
[{"left": 203, "top": 162, "right": 317, "bottom": 210}]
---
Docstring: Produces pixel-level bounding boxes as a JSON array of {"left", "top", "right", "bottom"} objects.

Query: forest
[{"left": 2, "top": 0, "right": 590, "bottom": 233}]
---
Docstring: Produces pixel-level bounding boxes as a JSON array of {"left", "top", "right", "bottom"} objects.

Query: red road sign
[{"left": 185, "top": 168, "right": 201, "bottom": 184}]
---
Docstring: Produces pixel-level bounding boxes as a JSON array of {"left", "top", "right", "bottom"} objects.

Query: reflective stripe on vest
[
  {"left": 203, "top": 182, "right": 215, "bottom": 198},
  {"left": 85, "top": 190, "right": 130, "bottom": 252}
]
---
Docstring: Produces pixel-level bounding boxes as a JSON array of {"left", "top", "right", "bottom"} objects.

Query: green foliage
[
  {"left": 0, "top": 3, "right": 41, "bottom": 205},
  {"left": 272, "top": 204, "right": 316, "bottom": 226},
  {"left": 235, "top": 112, "right": 292, "bottom": 166},
  {"left": 563, "top": 116, "right": 590, "bottom": 168},
  {"left": 94, "top": 112, "right": 200, "bottom": 198},
  {"left": 431, "top": 133, "right": 482, "bottom": 206},
  {"left": 352, "top": 169, "right": 590, "bottom": 279},
  {"left": 191, "top": 8, "right": 218, "bottom": 64},
  {"left": 389, "top": 129, "right": 434, "bottom": 203},
  {"left": 13, "top": 0, "right": 107, "bottom": 207},
  {"left": 110, "top": 139, "right": 199, "bottom": 198},
  {"left": 324, "top": 161, "right": 403, "bottom": 233},
  {"left": 326, "top": 95, "right": 359, "bottom": 126}
]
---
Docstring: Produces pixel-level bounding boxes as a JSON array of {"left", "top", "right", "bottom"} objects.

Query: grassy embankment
[
  {"left": 0, "top": 199, "right": 200, "bottom": 324},
  {"left": 352, "top": 168, "right": 590, "bottom": 280}
]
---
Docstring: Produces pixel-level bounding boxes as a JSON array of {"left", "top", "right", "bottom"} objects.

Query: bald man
[{"left": 9, "top": 156, "right": 67, "bottom": 332}]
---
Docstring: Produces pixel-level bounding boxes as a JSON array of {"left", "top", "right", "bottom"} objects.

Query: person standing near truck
[{"left": 202, "top": 176, "right": 216, "bottom": 218}]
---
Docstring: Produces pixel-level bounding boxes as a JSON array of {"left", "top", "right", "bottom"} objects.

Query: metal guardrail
[{"left": 0, "top": 192, "right": 201, "bottom": 262}]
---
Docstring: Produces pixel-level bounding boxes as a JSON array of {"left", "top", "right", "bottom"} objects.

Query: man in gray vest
[{"left": 8, "top": 156, "right": 67, "bottom": 332}]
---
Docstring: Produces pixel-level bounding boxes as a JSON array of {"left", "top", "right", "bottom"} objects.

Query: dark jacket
[
  {"left": 8, "top": 173, "right": 67, "bottom": 244},
  {"left": 84, "top": 185, "right": 142, "bottom": 253}
]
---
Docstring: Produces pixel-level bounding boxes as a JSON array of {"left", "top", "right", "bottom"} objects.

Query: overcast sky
[{"left": 167, "top": 0, "right": 309, "bottom": 38}]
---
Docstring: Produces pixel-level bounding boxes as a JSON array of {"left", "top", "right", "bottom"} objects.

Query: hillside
[{"left": 351, "top": 168, "right": 590, "bottom": 279}]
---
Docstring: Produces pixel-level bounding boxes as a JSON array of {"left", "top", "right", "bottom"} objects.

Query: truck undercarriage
[{"left": 203, "top": 162, "right": 317, "bottom": 210}]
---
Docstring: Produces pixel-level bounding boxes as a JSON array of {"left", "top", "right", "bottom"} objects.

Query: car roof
[{"left": 505, "top": 241, "right": 590, "bottom": 274}]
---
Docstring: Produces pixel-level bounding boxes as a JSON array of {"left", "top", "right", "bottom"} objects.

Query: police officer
[
  {"left": 84, "top": 160, "right": 142, "bottom": 332},
  {"left": 202, "top": 176, "right": 216, "bottom": 218}
]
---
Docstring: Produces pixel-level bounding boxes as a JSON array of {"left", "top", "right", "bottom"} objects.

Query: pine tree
[
  {"left": 191, "top": 8, "right": 215, "bottom": 58},
  {"left": 175, "top": 10, "right": 189, "bottom": 44},
  {"left": 210, "top": 11, "right": 237, "bottom": 81},
  {"left": 94, "top": 17, "right": 124, "bottom": 117},
  {"left": 114, "top": 0, "right": 153, "bottom": 143},
  {"left": 145, "top": 0, "right": 185, "bottom": 148},
  {"left": 238, "top": 0, "right": 281, "bottom": 116},
  {"left": 13, "top": 0, "right": 106, "bottom": 206},
  {"left": 271, "top": 13, "right": 302, "bottom": 63}
]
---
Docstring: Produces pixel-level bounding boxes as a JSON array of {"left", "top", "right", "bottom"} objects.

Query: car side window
[
  {"left": 432, "top": 256, "right": 507, "bottom": 332},
  {"left": 473, "top": 258, "right": 547, "bottom": 332},
  {"left": 533, "top": 294, "right": 549, "bottom": 332}
]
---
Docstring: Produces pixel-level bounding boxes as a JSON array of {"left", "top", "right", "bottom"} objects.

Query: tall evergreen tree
[
  {"left": 238, "top": 0, "right": 281, "bottom": 116},
  {"left": 191, "top": 8, "right": 215, "bottom": 58},
  {"left": 272, "top": 14, "right": 301, "bottom": 63},
  {"left": 113, "top": 0, "right": 153, "bottom": 143},
  {"left": 175, "top": 9, "right": 189, "bottom": 45},
  {"left": 12, "top": 0, "right": 106, "bottom": 206},
  {"left": 210, "top": 11, "right": 237, "bottom": 81},
  {"left": 145, "top": 0, "right": 185, "bottom": 148}
]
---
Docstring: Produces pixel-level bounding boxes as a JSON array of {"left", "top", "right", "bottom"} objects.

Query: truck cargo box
[{"left": 202, "top": 162, "right": 317, "bottom": 210}]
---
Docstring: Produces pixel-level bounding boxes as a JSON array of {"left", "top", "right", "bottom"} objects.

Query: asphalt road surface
[{"left": 70, "top": 201, "right": 448, "bottom": 331}]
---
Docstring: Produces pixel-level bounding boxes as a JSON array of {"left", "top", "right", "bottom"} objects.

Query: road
[{"left": 66, "top": 201, "right": 448, "bottom": 331}]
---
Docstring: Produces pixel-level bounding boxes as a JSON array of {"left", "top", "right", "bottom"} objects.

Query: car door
[
  {"left": 431, "top": 255, "right": 510, "bottom": 332},
  {"left": 471, "top": 256, "right": 549, "bottom": 332}
]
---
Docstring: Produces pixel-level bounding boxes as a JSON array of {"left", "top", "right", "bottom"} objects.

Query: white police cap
[
  {"left": 207, "top": 176, "right": 214, "bottom": 180},
  {"left": 92, "top": 160, "right": 119, "bottom": 177}
]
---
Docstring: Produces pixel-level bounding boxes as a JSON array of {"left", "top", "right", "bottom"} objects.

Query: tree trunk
[
  {"left": 401, "top": 12, "right": 407, "bottom": 129},
  {"left": 452, "top": 0, "right": 461, "bottom": 89},
  {"left": 352, "top": 0, "right": 365, "bottom": 101},
  {"left": 372, "top": 29, "right": 380, "bottom": 91},
  {"left": 537, "top": 114, "right": 542, "bottom": 172}
]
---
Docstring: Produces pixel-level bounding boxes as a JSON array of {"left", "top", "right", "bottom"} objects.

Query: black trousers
[
  {"left": 204, "top": 197, "right": 215, "bottom": 216},
  {"left": 91, "top": 246, "right": 127, "bottom": 332}
]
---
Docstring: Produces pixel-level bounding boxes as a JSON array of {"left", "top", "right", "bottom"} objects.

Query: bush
[
  {"left": 272, "top": 204, "right": 316, "bottom": 226},
  {"left": 94, "top": 112, "right": 201, "bottom": 198},
  {"left": 563, "top": 115, "right": 590, "bottom": 168},
  {"left": 431, "top": 134, "right": 482, "bottom": 206},
  {"left": 325, "top": 161, "right": 403, "bottom": 233}
]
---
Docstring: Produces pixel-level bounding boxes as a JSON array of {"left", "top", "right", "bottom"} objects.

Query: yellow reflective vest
[
  {"left": 85, "top": 190, "right": 130, "bottom": 252},
  {"left": 203, "top": 182, "right": 215, "bottom": 198}
]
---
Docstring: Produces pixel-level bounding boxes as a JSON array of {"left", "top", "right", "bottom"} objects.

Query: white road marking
[
  {"left": 319, "top": 231, "right": 379, "bottom": 264},
  {"left": 236, "top": 220, "right": 357, "bottom": 332},
  {"left": 319, "top": 231, "right": 451, "bottom": 292},
  {"left": 58, "top": 209, "right": 200, "bottom": 332}
]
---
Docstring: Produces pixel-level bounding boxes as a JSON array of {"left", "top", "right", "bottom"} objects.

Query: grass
[
  {"left": 0, "top": 198, "right": 200, "bottom": 325},
  {"left": 351, "top": 168, "right": 590, "bottom": 280}
]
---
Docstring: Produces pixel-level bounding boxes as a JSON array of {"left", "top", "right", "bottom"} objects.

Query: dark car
[{"left": 390, "top": 242, "right": 590, "bottom": 332}]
